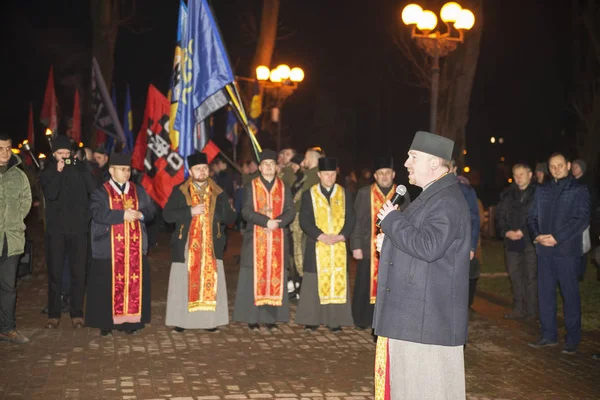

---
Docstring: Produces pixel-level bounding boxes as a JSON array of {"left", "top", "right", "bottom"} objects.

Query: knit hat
[{"left": 52, "top": 135, "right": 72, "bottom": 151}]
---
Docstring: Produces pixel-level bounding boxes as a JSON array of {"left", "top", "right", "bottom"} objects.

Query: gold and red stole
[
  {"left": 374, "top": 336, "right": 391, "bottom": 400},
  {"left": 105, "top": 181, "right": 143, "bottom": 324},
  {"left": 369, "top": 183, "right": 397, "bottom": 304},
  {"left": 310, "top": 184, "right": 347, "bottom": 304},
  {"left": 183, "top": 178, "right": 221, "bottom": 312},
  {"left": 252, "top": 177, "right": 286, "bottom": 306}
]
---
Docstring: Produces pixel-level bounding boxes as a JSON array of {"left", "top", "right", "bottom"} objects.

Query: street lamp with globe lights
[
  {"left": 401, "top": 2, "right": 475, "bottom": 134},
  {"left": 253, "top": 64, "right": 305, "bottom": 151}
]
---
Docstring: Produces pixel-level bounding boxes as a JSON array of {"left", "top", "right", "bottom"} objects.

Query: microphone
[{"left": 375, "top": 185, "right": 407, "bottom": 228}]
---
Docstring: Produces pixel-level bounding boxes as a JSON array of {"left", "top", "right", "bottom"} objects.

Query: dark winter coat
[{"left": 373, "top": 173, "right": 471, "bottom": 346}]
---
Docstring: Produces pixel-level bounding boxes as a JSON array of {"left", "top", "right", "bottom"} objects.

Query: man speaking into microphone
[
  {"left": 372, "top": 131, "right": 471, "bottom": 400},
  {"left": 350, "top": 156, "right": 410, "bottom": 333}
]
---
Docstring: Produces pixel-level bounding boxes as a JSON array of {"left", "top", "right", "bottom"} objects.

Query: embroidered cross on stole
[
  {"left": 252, "top": 177, "right": 286, "bottom": 306},
  {"left": 369, "top": 183, "right": 396, "bottom": 304},
  {"left": 187, "top": 181, "right": 218, "bottom": 312},
  {"left": 105, "top": 182, "right": 143, "bottom": 324},
  {"left": 310, "top": 184, "right": 347, "bottom": 304}
]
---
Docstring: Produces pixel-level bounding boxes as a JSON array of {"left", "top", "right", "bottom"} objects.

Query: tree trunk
[
  {"left": 240, "top": 0, "right": 280, "bottom": 162},
  {"left": 87, "top": 0, "right": 119, "bottom": 146},
  {"left": 436, "top": 0, "right": 483, "bottom": 167}
]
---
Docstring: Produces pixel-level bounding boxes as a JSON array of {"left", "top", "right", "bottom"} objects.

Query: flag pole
[
  {"left": 216, "top": 149, "right": 242, "bottom": 174},
  {"left": 225, "top": 84, "right": 261, "bottom": 161}
]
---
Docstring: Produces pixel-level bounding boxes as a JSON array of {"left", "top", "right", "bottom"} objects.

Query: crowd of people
[{"left": 0, "top": 129, "right": 599, "bottom": 398}]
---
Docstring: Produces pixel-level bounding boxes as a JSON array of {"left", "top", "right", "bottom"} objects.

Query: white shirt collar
[{"left": 109, "top": 180, "right": 130, "bottom": 195}]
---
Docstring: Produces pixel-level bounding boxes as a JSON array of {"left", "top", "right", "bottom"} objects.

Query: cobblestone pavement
[{"left": 1, "top": 223, "right": 599, "bottom": 400}]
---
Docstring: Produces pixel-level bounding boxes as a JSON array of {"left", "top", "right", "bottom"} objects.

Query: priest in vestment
[
  {"left": 232, "top": 150, "right": 295, "bottom": 330},
  {"left": 164, "top": 152, "right": 237, "bottom": 332},
  {"left": 295, "top": 157, "right": 356, "bottom": 332},
  {"left": 86, "top": 153, "right": 155, "bottom": 336},
  {"left": 350, "top": 157, "right": 410, "bottom": 332}
]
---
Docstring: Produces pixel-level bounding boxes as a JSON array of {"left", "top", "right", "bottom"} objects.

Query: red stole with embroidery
[
  {"left": 105, "top": 182, "right": 143, "bottom": 324},
  {"left": 252, "top": 177, "right": 285, "bottom": 306},
  {"left": 369, "top": 183, "right": 396, "bottom": 304}
]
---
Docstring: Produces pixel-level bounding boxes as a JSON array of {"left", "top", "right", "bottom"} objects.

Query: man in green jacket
[{"left": 0, "top": 134, "right": 32, "bottom": 344}]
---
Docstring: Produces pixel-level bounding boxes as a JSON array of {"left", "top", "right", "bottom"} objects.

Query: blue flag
[
  {"left": 169, "top": 0, "right": 188, "bottom": 151},
  {"left": 174, "top": 0, "right": 235, "bottom": 173},
  {"left": 123, "top": 84, "right": 134, "bottom": 154},
  {"left": 225, "top": 107, "right": 239, "bottom": 145}
]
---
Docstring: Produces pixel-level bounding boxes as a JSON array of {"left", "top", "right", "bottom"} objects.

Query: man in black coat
[
  {"left": 373, "top": 131, "right": 471, "bottom": 399},
  {"left": 39, "top": 135, "right": 97, "bottom": 329},
  {"left": 495, "top": 163, "right": 537, "bottom": 320}
]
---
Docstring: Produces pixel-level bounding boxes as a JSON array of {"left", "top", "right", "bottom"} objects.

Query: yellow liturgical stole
[{"left": 310, "top": 184, "right": 347, "bottom": 304}]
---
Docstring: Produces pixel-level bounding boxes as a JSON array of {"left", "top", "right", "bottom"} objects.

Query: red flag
[
  {"left": 201, "top": 140, "right": 221, "bottom": 164},
  {"left": 134, "top": 84, "right": 185, "bottom": 208},
  {"left": 69, "top": 89, "right": 81, "bottom": 144},
  {"left": 96, "top": 129, "right": 106, "bottom": 147},
  {"left": 27, "top": 103, "right": 34, "bottom": 147},
  {"left": 40, "top": 65, "right": 58, "bottom": 133}
]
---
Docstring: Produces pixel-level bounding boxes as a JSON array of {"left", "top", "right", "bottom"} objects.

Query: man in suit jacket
[
  {"left": 528, "top": 153, "right": 590, "bottom": 355},
  {"left": 373, "top": 131, "right": 471, "bottom": 400}
]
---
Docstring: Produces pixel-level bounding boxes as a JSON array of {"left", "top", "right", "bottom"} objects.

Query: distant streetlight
[
  {"left": 253, "top": 64, "right": 305, "bottom": 151},
  {"left": 490, "top": 136, "right": 496, "bottom": 144},
  {"left": 462, "top": 149, "right": 467, "bottom": 155},
  {"left": 401, "top": 2, "right": 475, "bottom": 133},
  {"left": 498, "top": 137, "right": 504, "bottom": 144},
  {"left": 463, "top": 166, "right": 470, "bottom": 173},
  {"left": 508, "top": 178, "right": 513, "bottom": 183},
  {"left": 500, "top": 156, "right": 505, "bottom": 162}
]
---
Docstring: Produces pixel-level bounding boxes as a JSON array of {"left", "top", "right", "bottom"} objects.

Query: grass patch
[{"left": 478, "top": 238, "right": 600, "bottom": 331}]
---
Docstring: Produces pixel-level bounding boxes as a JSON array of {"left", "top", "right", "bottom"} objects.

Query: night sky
[{"left": 1, "top": 0, "right": 578, "bottom": 205}]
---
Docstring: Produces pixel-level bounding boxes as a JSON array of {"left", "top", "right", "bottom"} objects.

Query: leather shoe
[
  {"left": 264, "top": 323, "right": 277, "bottom": 330},
  {"left": 46, "top": 318, "right": 60, "bottom": 329},
  {"left": 528, "top": 338, "right": 558, "bottom": 348},
  {"left": 304, "top": 325, "right": 318, "bottom": 331},
  {"left": 562, "top": 344, "right": 577, "bottom": 355},
  {"left": 0, "top": 330, "right": 30, "bottom": 344},
  {"left": 173, "top": 327, "right": 185, "bottom": 333},
  {"left": 328, "top": 326, "right": 342, "bottom": 333},
  {"left": 100, "top": 329, "right": 112, "bottom": 336},
  {"left": 248, "top": 323, "right": 260, "bottom": 330},
  {"left": 204, "top": 328, "right": 218, "bottom": 332},
  {"left": 72, "top": 318, "right": 84, "bottom": 329}
]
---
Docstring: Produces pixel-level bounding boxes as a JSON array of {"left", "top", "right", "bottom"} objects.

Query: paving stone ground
[{"left": 1, "top": 221, "right": 599, "bottom": 399}]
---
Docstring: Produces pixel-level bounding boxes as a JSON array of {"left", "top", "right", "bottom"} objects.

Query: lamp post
[
  {"left": 401, "top": 2, "right": 475, "bottom": 134},
  {"left": 255, "top": 64, "right": 304, "bottom": 152}
]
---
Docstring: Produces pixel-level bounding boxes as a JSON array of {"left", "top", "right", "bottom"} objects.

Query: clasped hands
[
  {"left": 534, "top": 234, "right": 557, "bottom": 247},
  {"left": 505, "top": 229, "right": 524, "bottom": 241},
  {"left": 317, "top": 233, "right": 345, "bottom": 246},
  {"left": 124, "top": 209, "right": 143, "bottom": 222}
]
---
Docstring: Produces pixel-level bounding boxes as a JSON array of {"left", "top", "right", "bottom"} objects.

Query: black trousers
[
  {"left": 505, "top": 244, "right": 538, "bottom": 317},
  {"left": 45, "top": 232, "right": 88, "bottom": 319}
]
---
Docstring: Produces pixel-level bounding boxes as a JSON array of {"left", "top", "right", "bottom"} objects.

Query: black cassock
[
  {"left": 85, "top": 181, "right": 155, "bottom": 332},
  {"left": 349, "top": 183, "right": 410, "bottom": 328}
]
